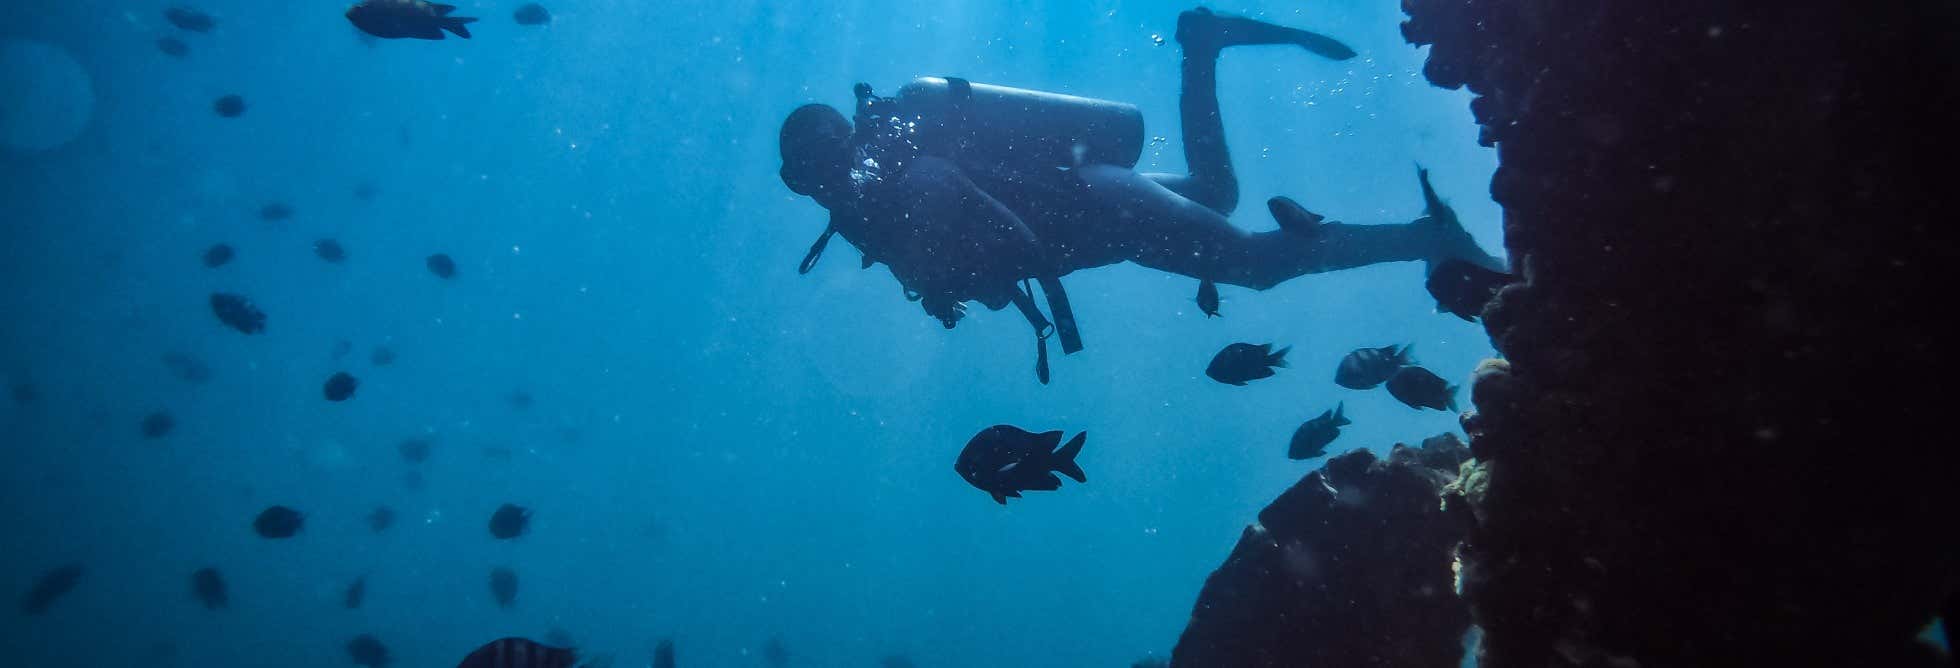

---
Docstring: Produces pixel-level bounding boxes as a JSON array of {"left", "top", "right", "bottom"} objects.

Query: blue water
[{"left": 0, "top": 1, "right": 1498, "bottom": 666}]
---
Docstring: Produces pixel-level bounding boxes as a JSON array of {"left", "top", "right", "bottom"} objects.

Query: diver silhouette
[{"left": 778, "top": 8, "right": 1502, "bottom": 383}]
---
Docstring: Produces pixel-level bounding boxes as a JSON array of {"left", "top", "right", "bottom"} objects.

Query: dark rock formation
[
  {"left": 1401, "top": 1, "right": 1959, "bottom": 666},
  {"left": 1172, "top": 435, "right": 1472, "bottom": 667}
]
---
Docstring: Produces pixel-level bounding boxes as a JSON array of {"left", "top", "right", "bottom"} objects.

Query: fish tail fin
[
  {"left": 1334, "top": 402, "right": 1351, "bottom": 426},
  {"left": 1446, "top": 384, "right": 1460, "bottom": 412},
  {"left": 1401, "top": 344, "right": 1417, "bottom": 366},
  {"left": 1268, "top": 345, "right": 1292, "bottom": 368},
  {"left": 444, "top": 17, "right": 477, "bottom": 38},
  {"left": 1052, "top": 432, "right": 1087, "bottom": 483}
]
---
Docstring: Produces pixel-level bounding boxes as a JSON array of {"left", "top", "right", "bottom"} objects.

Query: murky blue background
[{"left": 0, "top": 1, "right": 1498, "bottom": 665}]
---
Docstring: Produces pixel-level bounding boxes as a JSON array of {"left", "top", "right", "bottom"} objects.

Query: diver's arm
[{"left": 905, "top": 157, "right": 1050, "bottom": 279}]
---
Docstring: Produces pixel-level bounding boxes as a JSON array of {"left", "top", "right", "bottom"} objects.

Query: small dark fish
[
  {"left": 19, "top": 563, "right": 83, "bottom": 614},
  {"left": 763, "top": 636, "right": 788, "bottom": 668},
  {"left": 1196, "top": 279, "right": 1220, "bottom": 318},
  {"left": 258, "top": 202, "right": 291, "bottom": 221},
  {"left": 213, "top": 94, "right": 246, "bottom": 118},
  {"left": 489, "top": 503, "right": 530, "bottom": 539},
  {"left": 1426, "top": 259, "right": 1517, "bottom": 322},
  {"left": 367, "top": 506, "right": 397, "bottom": 533},
  {"left": 348, "top": 633, "right": 391, "bottom": 668},
  {"left": 324, "top": 372, "right": 360, "bottom": 402},
  {"left": 331, "top": 339, "right": 354, "bottom": 360},
  {"left": 202, "top": 243, "right": 234, "bottom": 268},
  {"left": 253, "top": 505, "right": 304, "bottom": 538},
  {"left": 156, "top": 37, "right": 190, "bottom": 58},
  {"left": 512, "top": 3, "right": 551, "bottom": 25},
  {"left": 506, "top": 390, "right": 533, "bottom": 411},
  {"left": 426, "top": 253, "right": 457, "bottom": 279},
  {"left": 164, "top": 7, "right": 216, "bottom": 32},
  {"left": 141, "top": 411, "right": 176, "bottom": 439},
  {"left": 954, "top": 425, "right": 1088, "bottom": 505},
  {"left": 315, "top": 239, "right": 347, "bottom": 263},
  {"left": 163, "top": 352, "right": 213, "bottom": 383},
  {"left": 1205, "top": 342, "right": 1289, "bottom": 386},
  {"left": 346, "top": 0, "right": 478, "bottom": 40},
  {"left": 1334, "top": 344, "right": 1413, "bottom": 390},
  {"left": 398, "top": 438, "right": 432, "bottom": 463},
  {"left": 1288, "top": 403, "right": 1349, "bottom": 460},
  {"left": 488, "top": 567, "right": 518, "bottom": 608},
  {"left": 210, "top": 293, "right": 266, "bottom": 334},
  {"left": 190, "top": 567, "right": 227, "bottom": 609},
  {"left": 1385, "top": 366, "right": 1459, "bottom": 412},
  {"left": 653, "top": 639, "right": 675, "bottom": 668},
  {"left": 370, "top": 346, "right": 397, "bottom": 366},
  {"left": 457, "top": 637, "right": 578, "bottom": 668},
  {"left": 344, "top": 575, "right": 367, "bottom": 609}
]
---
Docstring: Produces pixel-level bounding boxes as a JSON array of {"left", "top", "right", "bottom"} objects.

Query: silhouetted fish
[
  {"left": 202, "top": 243, "right": 233, "bottom": 268},
  {"left": 370, "top": 346, "right": 397, "bottom": 366},
  {"left": 164, "top": 7, "right": 215, "bottom": 32},
  {"left": 1385, "top": 366, "right": 1458, "bottom": 412},
  {"left": 258, "top": 202, "right": 291, "bottom": 221},
  {"left": 1196, "top": 279, "right": 1220, "bottom": 318},
  {"left": 426, "top": 253, "right": 457, "bottom": 279},
  {"left": 141, "top": 411, "right": 175, "bottom": 439},
  {"left": 324, "top": 372, "right": 359, "bottom": 401},
  {"left": 367, "top": 506, "right": 397, "bottom": 533},
  {"left": 1288, "top": 403, "right": 1348, "bottom": 460},
  {"left": 1205, "top": 342, "right": 1288, "bottom": 386},
  {"left": 344, "top": 575, "right": 367, "bottom": 609},
  {"left": 512, "top": 3, "right": 550, "bottom": 25},
  {"left": 157, "top": 37, "right": 190, "bottom": 58},
  {"left": 163, "top": 352, "right": 213, "bottom": 383},
  {"left": 457, "top": 637, "right": 578, "bottom": 668},
  {"left": 653, "top": 639, "right": 675, "bottom": 668},
  {"left": 315, "top": 239, "right": 347, "bottom": 263},
  {"left": 190, "top": 567, "right": 227, "bottom": 609},
  {"left": 213, "top": 94, "right": 246, "bottom": 118},
  {"left": 1334, "top": 344, "right": 1412, "bottom": 390},
  {"left": 346, "top": 0, "right": 478, "bottom": 40},
  {"left": 398, "top": 438, "right": 431, "bottom": 463},
  {"left": 19, "top": 563, "right": 82, "bottom": 614},
  {"left": 1425, "top": 258, "right": 1517, "bottom": 322},
  {"left": 210, "top": 293, "right": 265, "bottom": 333},
  {"left": 954, "top": 425, "right": 1088, "bottom": 505},
  {"left": 253, "top": 505, "right": 304, "bottom": 538},
  {"left": 489, "top": 503, "right": 530, "bottom": 539},
  {"left": 348, "top": 633, "right": 391, "bottom": 667},
  {"left": 488, "top": 567, "right": 518, "bottom": 608}
]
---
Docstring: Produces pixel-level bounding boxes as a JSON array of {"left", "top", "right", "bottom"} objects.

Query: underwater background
[{"left": 0, "top": 1, "right": 1502, "bottom": 666}]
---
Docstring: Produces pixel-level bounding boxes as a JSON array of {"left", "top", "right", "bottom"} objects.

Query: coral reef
[
  {"left": 1171, "top": 435, "right": 1472, "bottom": 667},
  {"left": 1400, "top": 1, "right": 1960, "bottom": 665}
]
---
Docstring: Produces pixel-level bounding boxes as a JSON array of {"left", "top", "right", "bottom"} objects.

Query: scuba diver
[{"left": 778, "top": 8, "right": 1503, "bottom": 383}]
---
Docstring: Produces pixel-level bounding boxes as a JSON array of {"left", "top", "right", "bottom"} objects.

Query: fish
[
  {"left": 512, "top": 3, "right": 551, "bottom": 25},
  {"left": 1196, "top": 279, "right": 1220, "bottom": 318},
  {"left": 315, "top": 239, "right": 347, "bottom": 263},
  {"left": 954, "top": 425, "right": 1088, "bottom": 505},
  {"left": 213, "top": 94, "right": 246, "bottom": 118},
  {"left": 259, "top": 202, "right": 292, "bottom": 221},
  {"left": 156, "top": 37, "right": 190, "bottom": 58},
  {"left": 344, "top": 575, "right": 367, "bottom": 609},
  {"left": 324, "top": 372, "right": 360, "bottom": 401},
  {"left": 1288, "top": 403, "right": 1349, "bottom": 460},
  {"left": 1385, "top": 366, "right": 1459, "bottom": 412},
  {"left": 371, "top": 346, "right": 397, "bottom": 366},
  {"left": 163, "top": 352, "right": 214, "bottom": 383},
  {"left": 1205, "top": 342, "right": 1289, "bottom": 386},
  {"left": 1334, "top": 344, "right": 1413, "bottom": 390},
  {"left": 398, "top": 438, "right": 432, "bottom": 463},
  {"left": 367, "top": 506, "right": 397, "bottom": 533},
  {"left": 456, "top": 637, "right": 580, "bottom": 668},
  {"left": 141, "top": 411, "right": 176, "bottom": 439},
  {"left": 201, "top": 243, "right": 233, "bottom": 268},
  {"left": 653, "top": 639, "right": 675, "bottom": 668},
  {"left": 164, "top": 7, "right": 216, "bottom": 32},
  {"left": 1426, "top": 258, "right": 1517, "bottom": 322},
  {"left": 426, "top": 253, "right": 457, "bottom": 279},
  {"left": 19, "top": 563, "right": 82, "bottom": 614},
  {"left": 763, "top": 636, "right": 788, "bottom": 668},
  {"left": 253, "top": 505, "right": 304, "bottom": 538},
  {"left": 210, "top": 293, "right": 266, "bottom": 334},
  {"left": 488, "top": 567, "right": 518, "bottom": 608},
  {"left": 190, "top": 567, "right": 227, "bottom": 609},
  {"left": 489, "top": 503, "right": 530, "bottom": 539},
  {"left": 348, "top": 633, "right": 391, "bottom": 668},
  {"left": 346, "top": 0, "right": 478, "bottom": 40}
]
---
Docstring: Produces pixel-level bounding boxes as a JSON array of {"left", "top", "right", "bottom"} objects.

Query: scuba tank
[{"left": 857, "top": 77, "right": 1146, "bottom": 177}]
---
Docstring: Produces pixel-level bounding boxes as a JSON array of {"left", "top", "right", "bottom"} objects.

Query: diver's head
[{"left": 779, "top": 104, "right": 853, "bottom": 205}]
